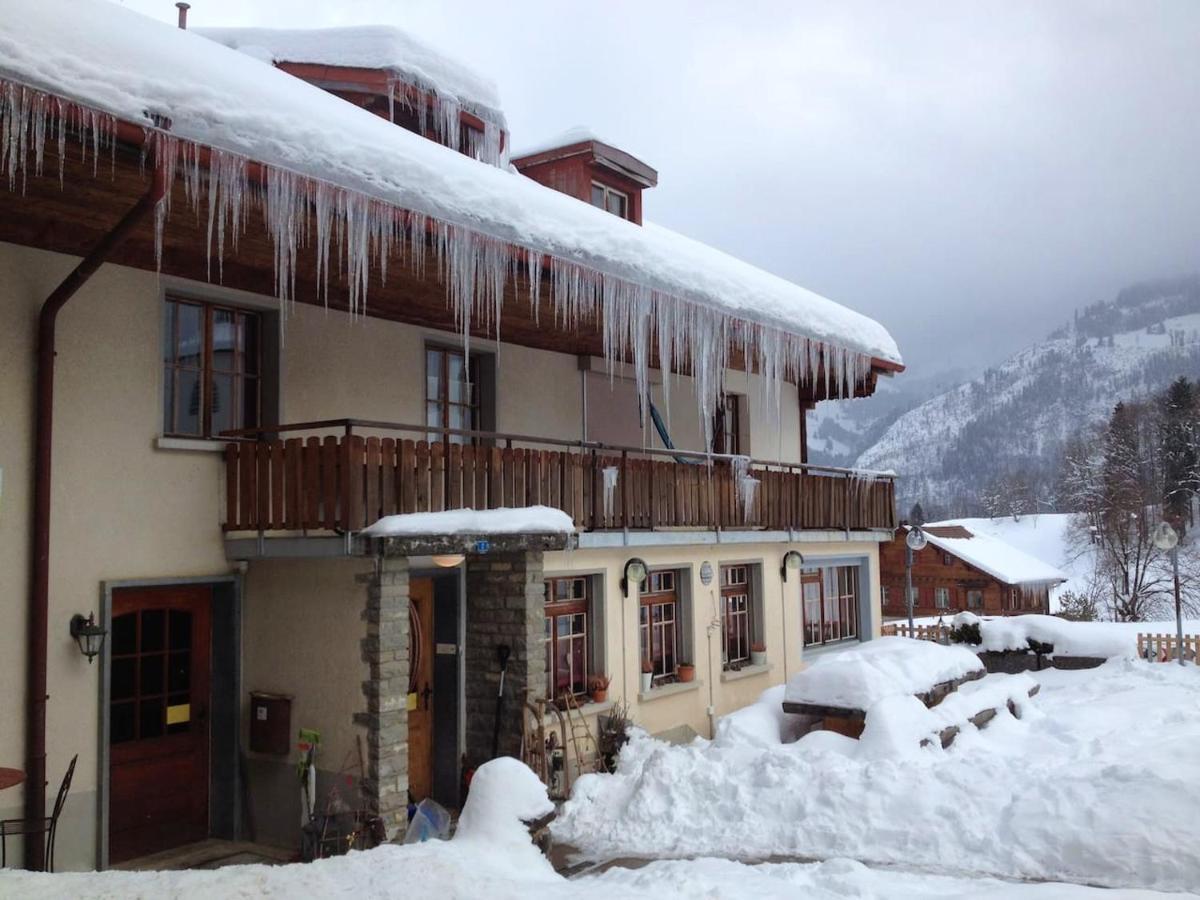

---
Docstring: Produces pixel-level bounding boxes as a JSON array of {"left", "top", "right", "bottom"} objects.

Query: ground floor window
[
  {"left": 935, "top": 587, "right": 950, "bottom": 609},
  {"left": 640, "top": 569, "right": 680, "bottom": 681},
  {"left": 802, "top": 565, "right": 860, "bottom": 647},
  {"left": 721, "top": 564, "right": 758, "bottom": 668},
  {"left": 967, "top": 590, "right": 984, "bottom": 610},
  {"left": 544, "top": 576, "right": 590, "bottom": 700}
]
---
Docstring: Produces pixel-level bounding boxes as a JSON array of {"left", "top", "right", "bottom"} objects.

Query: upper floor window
[
  {"left": 163, "top": 298, "right": 261, "bottom": 439},
  {"left": 426, "top": 346, "right": 478, "bottom": 444},
  {"left": 590, "top": 182, "right": 629, "bottom": 220},
  {"left": 712, "top": 394, "right": 744, "bottom": 456}
]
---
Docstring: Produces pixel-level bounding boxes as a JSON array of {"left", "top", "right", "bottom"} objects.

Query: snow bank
[
  {"left": 556, "top": 661, "right": 1200, "bottom": 892},
  {"left": 362, "top": 505, "right": 575, "bottom": 537},
  {"left": 783, "top": 637, "right": 984, "bottom": 709},
  {"left": 947, "top": 612, "right": 1200, "bottom": 658},
  {"left": 453, "top": 756, "right": 555, "bottom": 876}
]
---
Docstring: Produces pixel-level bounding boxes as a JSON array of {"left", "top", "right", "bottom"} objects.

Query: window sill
[
  {"left": 638, "top": 679, "right": 702, "bottom": 704},
  {"left": 720, "top": 663, "right": 773, "bottom": 683},
  {"left": 801, "top": 638, "right": 863, "bottom": 659},
  {"left": 542, "top": 699, "right": 614, "bottom": 723},
  {"left": 155, "top": 436, "right": 228, "bottom": 453}
]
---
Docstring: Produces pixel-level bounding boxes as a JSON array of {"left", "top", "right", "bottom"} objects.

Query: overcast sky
[{"left": 120, "top": 0, "right": 1200, "bottom": 378}]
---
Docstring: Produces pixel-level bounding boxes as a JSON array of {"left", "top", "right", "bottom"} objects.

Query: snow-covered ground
[{"left": 555, "top": 659, "right": 1200, "bottom": 893}]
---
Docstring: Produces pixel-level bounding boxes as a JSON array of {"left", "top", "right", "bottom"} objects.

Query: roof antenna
[{"left": 175, "top": 2, "right": 190, "bottom": 29}]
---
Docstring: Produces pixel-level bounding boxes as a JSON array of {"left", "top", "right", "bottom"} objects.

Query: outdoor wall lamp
[
  {"left": 431, "top": 554, "right": 466, "bottom": 568},
  {"left": 69, "top": 612, "right": 107, "bottom": 664},
  {"left": 621, "top": 557, "right": 648, "bottom": 598},
  {"left": 781, "top": 550, "right": 804, "bottom": 581}
]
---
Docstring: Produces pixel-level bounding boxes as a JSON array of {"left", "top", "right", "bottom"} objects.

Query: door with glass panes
[{"left": 108, "top": 585, "right": 211, "bottom": 862}]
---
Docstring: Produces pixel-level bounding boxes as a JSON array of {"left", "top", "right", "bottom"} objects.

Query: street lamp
[
  {"left": 1151, "top": 521, "right": 1185, "bottom": 667},
  {"left": 905, "top": 526, "right": 927, "bottom": 632}
]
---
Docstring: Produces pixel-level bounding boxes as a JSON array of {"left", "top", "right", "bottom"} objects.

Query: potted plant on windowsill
[
  {"left": 640, "top": 660, "right": 653, "bottom": 694},
  {"left": 750, "top": 642, "right": 768, "bottom": 667},
  {"left": 677, "top": 661, "right": 695, "bottom": 683},
  {"left": 588, "top": 674, "right": 611, "bottom": 705}
]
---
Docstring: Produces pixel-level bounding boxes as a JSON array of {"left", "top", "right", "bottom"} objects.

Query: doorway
[
  {"left": 107, "top": 585, "right": 212, "bottom": 863},
  {"left": 408, "top": 578, "right": 435, "bottom": 803}
]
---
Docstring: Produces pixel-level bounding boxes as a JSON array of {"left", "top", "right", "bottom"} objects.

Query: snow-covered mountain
[{"left": 855, "top": 276, "right": 1200, "bottom": 516}]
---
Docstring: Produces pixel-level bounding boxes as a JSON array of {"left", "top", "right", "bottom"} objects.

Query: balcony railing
[{"left": 221, "top": 419, "right": 897, "bottom": 535}]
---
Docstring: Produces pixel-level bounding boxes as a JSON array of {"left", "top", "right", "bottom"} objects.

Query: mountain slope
[{"left": 856, "top": 276, "right": 1200, "bottom": 515}]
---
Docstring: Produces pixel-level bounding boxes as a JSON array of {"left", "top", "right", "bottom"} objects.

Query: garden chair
[{"left": 0, "top": 754, "right": 77, "bottom": 871}]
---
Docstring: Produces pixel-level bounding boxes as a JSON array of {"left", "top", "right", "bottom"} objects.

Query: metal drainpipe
[{"left": 25, "top": 160, "right": 167, "bottom": 871}]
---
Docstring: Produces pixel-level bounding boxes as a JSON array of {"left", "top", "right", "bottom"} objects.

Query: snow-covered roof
[
  {"left": 915, "top": 523, "right": 1068, "bottom": 587},
  {"left": 362, "top": 506, "right": 575, "bottom": 538},
  {"left": 0, "top": 0, "right": 902, "bottom": 412},
  {"left": 512, "top": 126, "right": 608, "bottom": 159},
  {"left": 197, "top": 26, "right": 505, "bottom": 127}
]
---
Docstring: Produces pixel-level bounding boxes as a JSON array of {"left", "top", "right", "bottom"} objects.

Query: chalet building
[
  {"left": 880, "top": 525, "right": 1067, "bottom": 619},
  {"left": 0, "top": 3, "right": 903, "bottom": 871}
]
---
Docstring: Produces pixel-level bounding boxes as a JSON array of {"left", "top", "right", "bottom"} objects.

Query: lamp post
[
  {"left": 905, "top": 526, "right": 927, "bottom": 632},
  {"left": 1151, "top": 521, "right": 1185, "bottom": 667}
]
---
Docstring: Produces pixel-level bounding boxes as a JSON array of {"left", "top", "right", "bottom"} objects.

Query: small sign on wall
[{"left": 700, "top": 561, "right": 714, "bottom": 586}]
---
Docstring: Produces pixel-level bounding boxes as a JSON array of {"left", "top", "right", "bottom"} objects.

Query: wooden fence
[
  {"left": 222, "top": 425, "right": 897, "bottom": 535},
  {"left": 1137, "top": 632, "right": 1200, "bottom": 663},
  {"left": 881, "top": 623, "right": 949, "bottom": 642}
]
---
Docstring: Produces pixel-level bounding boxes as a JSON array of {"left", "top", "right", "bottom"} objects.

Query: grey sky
[{"left": 119, "top": 0, "right": 1200, "bottom": 378}]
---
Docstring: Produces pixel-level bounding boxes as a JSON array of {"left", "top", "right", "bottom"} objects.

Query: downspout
[{"left": 25, "top": 160, "right": 167, "bottom": 870}]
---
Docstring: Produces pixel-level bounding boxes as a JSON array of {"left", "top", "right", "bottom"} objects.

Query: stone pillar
[
  {"left": 464, "top": 550, "right": 547, "bottom": 765},
  {"left": 359, "top": 554, "right": 410, "bottom": 836}
]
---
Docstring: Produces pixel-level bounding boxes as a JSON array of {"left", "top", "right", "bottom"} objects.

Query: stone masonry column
[
  {"left": 359, "top": 554, "right": 410, "bottom": 837},
  {"left": 464, "top": 550, "right": 547, "bottom": 766}
]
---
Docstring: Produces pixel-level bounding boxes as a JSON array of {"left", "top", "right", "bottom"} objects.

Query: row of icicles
[{"left": 1, "top": 79, "right": 875, "bottom": 456}]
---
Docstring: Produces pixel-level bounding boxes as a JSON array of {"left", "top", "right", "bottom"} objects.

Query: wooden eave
[
  {"left": 0, "top": 126, "right": 893, "bottom": 399},
  {"left": 512, "top": 139, "right": 657, "bottom": 189}
]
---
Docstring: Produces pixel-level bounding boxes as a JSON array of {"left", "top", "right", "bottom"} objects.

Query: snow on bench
[{"left": 782, "top": 637, "right": 985, "bottom": 718}]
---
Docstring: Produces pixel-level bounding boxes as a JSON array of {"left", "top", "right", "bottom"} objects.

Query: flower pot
[
  {"left": 677, "top": 664, "right": 695, "bottom": 683},
  {"left": 590, "top": 688, "right": 608, "bottom": 705},
  {"left": 750, "top": 650, "right": 768, "bottom": 667},
  {"left": 640, "top": 672, "right": 653, "bottom": 693}
]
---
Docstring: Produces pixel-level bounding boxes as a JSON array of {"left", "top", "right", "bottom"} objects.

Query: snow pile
[
  {"left": 928, "top": 514, "right": 1092, "bottom": 608},
  {"left": 198, "top": 26, "right": 506, "bottom": 165},
  {"left": 362, "top": 506, "right": 575, "bottom": 538},
  {"left": 783, "top": 637, "right": 984, "bottom": 709},
  {"left": 947, "top": 611, "right": 1200, "bottom": 658},
  {"left": 453, "top": 756, "right": 555, "bottom": 875},
  {"left": 916, "top": 524, "right": 1067, "bottom": 588},
  {"left": 557, "top": 661, "right": 1200, "bottom": 892},
  {"left": 0, "top": 0, "right": 900, "bottom": 446}
]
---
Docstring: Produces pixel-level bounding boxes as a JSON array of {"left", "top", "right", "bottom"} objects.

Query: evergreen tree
[{"left": 1160, "top": 377, "right": 1198, "bottom": 533}]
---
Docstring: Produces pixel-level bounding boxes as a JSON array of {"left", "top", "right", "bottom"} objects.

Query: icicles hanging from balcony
[
  {"left": 732, "top": 455, "right": 759, "bottom": 521},
  {"left": 602, "top": 466, "right": 620, "bottom": 521},
  {"left": 0, "top": 80, "right": 874, "bottom": 446}
]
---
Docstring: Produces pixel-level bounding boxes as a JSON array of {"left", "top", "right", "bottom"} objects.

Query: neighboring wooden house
[
  {"left": 0, "top": 4, "right": 903, "bottom": 871},
  {"left": 880, "top": 525, "right": 1067, "bottom": 618}
]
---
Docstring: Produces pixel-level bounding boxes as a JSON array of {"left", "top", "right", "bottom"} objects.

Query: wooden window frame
[
  {"left": 425, "top": 344, "right": 479, "bottom": 444},
  {"left": 802, "top": 565, "right": 860, "bottom": 648},
  {"left": 967, "top": 589, "right": 984, "bottom": 610},
  {"left": 720, "top": 564, "right": 753, "bottom": 668},
  {"left": 544, "top": 576, "right": 590, "bottom": 701},
  {"left": 639, "top": 569, "right": 680, "bottom": 682},
  {"left": 163, "top": 297, "right": 262, "bottom": 440},
  {"left": 590, "top": 181, "right": 630, "bottom": 220},
  {"left": 712, "top": 394, "right": 743, "bottom": 456}
]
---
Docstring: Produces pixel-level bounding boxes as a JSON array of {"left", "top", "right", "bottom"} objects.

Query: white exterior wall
[{"left": 0, "top": 239, "right": 866, "bottom": 869}]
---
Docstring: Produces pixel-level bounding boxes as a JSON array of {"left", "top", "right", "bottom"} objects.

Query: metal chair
[{"left": 0, "top": 754, "right": 77, "bottom": 871}]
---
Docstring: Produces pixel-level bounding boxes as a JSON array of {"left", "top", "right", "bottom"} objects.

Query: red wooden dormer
[{"left": 511, "top": 128, "right": 658, "bottom": 225}]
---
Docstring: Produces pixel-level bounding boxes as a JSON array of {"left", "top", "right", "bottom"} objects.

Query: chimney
[{"left": 176, "top": 2, "right": 190, "bottom": 29}]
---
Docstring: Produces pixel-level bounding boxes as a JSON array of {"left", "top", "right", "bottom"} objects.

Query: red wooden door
[
  {"left": 407, "top": 578, "right": 435, "bottom": 803},
  {"left": 109, "top": 585, "right": 211, "bottom": 863}
]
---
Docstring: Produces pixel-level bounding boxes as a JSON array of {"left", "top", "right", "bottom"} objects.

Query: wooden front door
[
  {"left": 407, "top": 578, "right": 435, "bottom": 803},
  {"left": 109, "top": 585, "right": 211, "bottom": 863}
]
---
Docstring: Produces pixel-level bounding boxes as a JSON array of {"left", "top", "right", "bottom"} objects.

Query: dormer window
[{"left": 591, "top": 182, "right": 629, "bottom": 220}]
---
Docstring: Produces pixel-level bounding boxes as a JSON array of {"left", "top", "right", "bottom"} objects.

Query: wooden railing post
[{"left": 620, "top": 449, "right": 629, "bottom": 530}]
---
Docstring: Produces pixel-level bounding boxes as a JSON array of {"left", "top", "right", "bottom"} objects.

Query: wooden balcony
[{"left": 222, "top": 420, "right": 897, "bottom": 536}]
